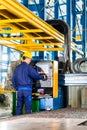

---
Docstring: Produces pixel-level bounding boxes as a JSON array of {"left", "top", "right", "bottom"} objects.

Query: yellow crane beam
[
  {"left": 0, "top": 37, "right": 53, "bottom": 40},
  {"left": 0, "top": 19, "right": 27, "bottom": 24},
  {"left": 0, "top": 5, "right": 6, "bottom": 10},
  {"left": 0, "top": 0, "right": 64, "bottom": 52},
  {"left": 0, "top": 29, "right": 43, "bottom": 33},
  {"left": 0, "top": 41, "right": 64, "bottom": 52}
]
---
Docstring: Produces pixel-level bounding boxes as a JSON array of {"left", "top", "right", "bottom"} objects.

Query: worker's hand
[
  {"left": 38, "top": 71, "right": 45, "bottom": 74},
  {"left": 38, "top": 71, "right": 47, "bottom": 81},
  {"left": 43, "top": 74, "right": 48, "bottom": 81}
]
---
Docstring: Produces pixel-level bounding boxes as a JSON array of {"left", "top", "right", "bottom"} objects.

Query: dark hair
[{"left": 22, "top": 56, "right": 26, "bottom": 60}]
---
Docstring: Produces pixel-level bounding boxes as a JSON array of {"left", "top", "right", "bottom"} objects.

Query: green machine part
[
  {"left": 12, "top": 92, "right": 16, "bottom": 115},
  {"left": 32, "top": 99, "right": 40, "bottom": 112}
]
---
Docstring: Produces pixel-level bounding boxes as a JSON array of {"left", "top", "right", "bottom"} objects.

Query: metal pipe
[{"left": 46, "top": 19, "right": 71, "bottom": 73}]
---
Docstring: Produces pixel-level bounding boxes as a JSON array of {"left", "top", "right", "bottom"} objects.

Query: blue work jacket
[{"left": 12, "top": 62, "right": 44, "bottom": 90}]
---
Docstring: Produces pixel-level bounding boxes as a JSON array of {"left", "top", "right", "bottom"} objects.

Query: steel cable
[{"left": 73, "top": 58, "right": 87, "bottom": 73}]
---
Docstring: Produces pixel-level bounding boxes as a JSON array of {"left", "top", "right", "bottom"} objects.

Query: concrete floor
[
  {"left": 0, "top": 108, "right": 87, "bottom": 130},
  {"left": 0, "top": 117, "right": 87, "bottom": 130}
]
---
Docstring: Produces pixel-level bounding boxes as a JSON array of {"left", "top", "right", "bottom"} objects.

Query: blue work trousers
[{"left": 16, "top": 87, "right": 32, "bottom": 115}]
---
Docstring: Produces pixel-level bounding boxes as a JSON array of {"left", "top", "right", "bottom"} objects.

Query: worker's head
[
  {"left": 23, "top": 52, "right": 32, "bottom": 59},
  {"left": 22, "top": 52, "right": 32, "bottom": 64}
]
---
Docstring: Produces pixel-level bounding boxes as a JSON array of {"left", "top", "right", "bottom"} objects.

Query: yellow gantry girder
[
  {"left": 0, "top": 40, "right": 64, "bottom": 52},
  {"left": 0, "top": 0, "right": 64, "bottom": 52}
]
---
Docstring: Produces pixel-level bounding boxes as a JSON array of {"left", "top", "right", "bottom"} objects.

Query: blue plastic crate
[
  {"left": 40, "top": 87, "right": 64, "bottom": 111},
  {"left": 40, "top": 98, "right": 53, "bottom": 110}
]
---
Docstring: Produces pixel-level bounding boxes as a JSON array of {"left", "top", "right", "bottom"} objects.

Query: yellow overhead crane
[{"left": 0, "top": 0, "right": 64, "bottom": 52}]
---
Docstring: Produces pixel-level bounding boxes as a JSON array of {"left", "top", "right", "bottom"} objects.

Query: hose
[
  {"left": 73, "top": 58, "right": 87, "bottom": 73},
  {"left": 46, "top": 19, "right": 71, "bottom": 73}
]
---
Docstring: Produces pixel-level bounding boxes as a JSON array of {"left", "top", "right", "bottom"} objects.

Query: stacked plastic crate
[{"left": 40, "top": 87, "right": 64, "bottom": 111}]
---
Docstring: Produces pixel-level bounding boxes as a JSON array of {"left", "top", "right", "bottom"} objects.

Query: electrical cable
[{"left": 73, "top": 58, "right": 87, "bottom": 73}]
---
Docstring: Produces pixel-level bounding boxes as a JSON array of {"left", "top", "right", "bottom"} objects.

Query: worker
[{"left": 12, "top": 52, "right": 47, "bottom": 115}]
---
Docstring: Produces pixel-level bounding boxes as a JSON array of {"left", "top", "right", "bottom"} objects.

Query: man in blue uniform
[{"left": 12, "top": 52, "right": 47, "bottom": 115}]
